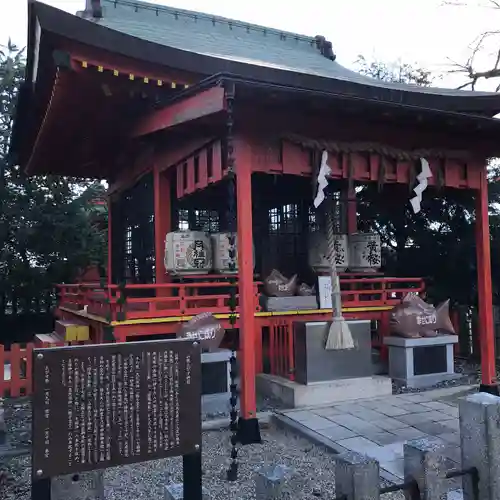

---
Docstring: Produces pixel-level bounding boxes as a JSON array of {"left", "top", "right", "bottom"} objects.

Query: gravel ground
[
  {"left": 1, "top": 417, "right": 403, "bottom": 500},
  {"left": 104, "top": 428, "right": 342, "bottom": 500},
  {"left": 0, "top": 356, "right": 488, "bottom": 499}
]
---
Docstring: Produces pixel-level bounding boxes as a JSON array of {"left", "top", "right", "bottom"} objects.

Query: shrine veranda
[{"left": 10, "top": 0, "right": 500, "bottom": 435}]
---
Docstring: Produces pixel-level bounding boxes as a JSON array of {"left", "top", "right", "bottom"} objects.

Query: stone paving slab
[{"left": 279, "top": 385, "right": 476, "bottom": 482}]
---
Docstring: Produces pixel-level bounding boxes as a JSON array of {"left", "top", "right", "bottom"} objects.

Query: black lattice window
[
  {"left": 269, "top": 208, "right": 281, "bottom": 233},
  {"left": 176, "top": 209, "right": 219, "bottom": 233},
  {"left": 178, "top": 209, "right": 189, "bottom": 230},
  {"left": 125, "top": 226, "right": 132, "bottom": 254},
  {"left": 266, "top": 204, "right": 308, "bottom": 277},
  {"left": 112, "top": 173, "right": 155, "bottom": 284},
  {"left": 124, "top": 225, "right": 134, "bottom": 280},
  {"left": 195, "top": 210, "right": 219, "bottom": 233},
  {"left": 282, "top": 204, "right": 299, "bottom": 232}
]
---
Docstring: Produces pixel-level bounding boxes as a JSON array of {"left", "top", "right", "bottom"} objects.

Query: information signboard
[{"left": 32, "top": 339, "right": 201, "bottom": 479}]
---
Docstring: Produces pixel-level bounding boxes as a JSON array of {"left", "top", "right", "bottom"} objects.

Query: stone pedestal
[
  {"left": 294, "top": 321, "right": 373, "bottom": 384},
  {"left": 384, "top": 335, "right": 459, "bottom": 388},
  {"left": 256, "top": 374, "right": 392, "bottom": 408},
  {"left": 201, "top": 349, "right": 232, "bottom": 415}
]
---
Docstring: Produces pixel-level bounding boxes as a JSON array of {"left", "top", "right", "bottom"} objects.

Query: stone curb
[
  {"left": 272, "top": 413, "right": 402, "bottom": 484},
  {"left": 202, "top": 411, "right": 271, "bottom": 432}
]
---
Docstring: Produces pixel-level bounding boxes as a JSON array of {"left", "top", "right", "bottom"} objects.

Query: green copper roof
[
  {"left": 78, "top": 1, "right": 335, "bottom": 74},
  {"left": 77, "top": 0, "right": 499, "bottom": 98}
]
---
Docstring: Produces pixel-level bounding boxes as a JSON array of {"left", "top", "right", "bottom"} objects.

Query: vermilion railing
[
  {"left": 57, "top": 276, "right": 424, "bottom": 322},
  {"left": 268, "top": 318, "right": 295, "bottom": 381},
  {"left": 57, "top": 278, "right": 262, "bottom": 321},
  {"left": 0, "top": 343, "right": 34, "bottom": 397},
  {"left": 338, "top": 277, "right": 425, "bottom": 307}
]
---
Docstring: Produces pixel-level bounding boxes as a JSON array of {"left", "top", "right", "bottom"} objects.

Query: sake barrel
[
  {"left": 348, "top": 233, "right": 381, "bottom": 272},
  {"left": 164, "top": 231, "right": 212, "bottom": 275},
  {"left": 211, "top": 232, "right": 255, "bottom": 274},
  {"left": 308, "top": 232, "right": 348, "bottom": 273}
]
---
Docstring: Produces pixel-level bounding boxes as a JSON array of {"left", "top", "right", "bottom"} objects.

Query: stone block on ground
[
  {"left": 335, "top": 451, "right": 380, "bottom": 500},
  {"left": 51, "top": 471, "right": 105, "bottom": 500},
  {"left": 459, "top": 393, "right": 500, "bottom": 500},
  {"left": 404, "top": 437, "right": 448, "bottom": 500},
  {"left": 254, "top": 464, "right": 299, "bottom": 500},
  {"left": 164, "top": 482, "right": 209, "bottom": 500}
]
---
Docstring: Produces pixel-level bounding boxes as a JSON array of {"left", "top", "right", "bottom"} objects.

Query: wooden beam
[
  {"left": 108, "top": 146, "right": 155, "bottom": 197},
  {"left": 25, "top": 71, "right": 67, "bottom": 175},
  {"left": 131, "top": 87, "right": 226, "bottom": 137}
]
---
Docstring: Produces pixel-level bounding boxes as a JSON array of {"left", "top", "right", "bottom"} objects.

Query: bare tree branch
[{"left": 445, "top": 1, "right": 500, "bottom": 89}]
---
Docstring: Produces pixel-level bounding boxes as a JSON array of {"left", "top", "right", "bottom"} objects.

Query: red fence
[
  {"left": 0, "top": 343, "right": 34, "bottom": 397},
  {"left": 57, "top": 278, "right": 262, "bottom": 321},
  {"left": 268, "top": 318, "right": 295, "bottom": 381},
  {"left": 57, "top": 276, "right": 424, "bottom": 322}
]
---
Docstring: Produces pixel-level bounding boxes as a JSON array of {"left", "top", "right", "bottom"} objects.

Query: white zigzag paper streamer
[
  {"left": 314, "top": 150, "right": 331, "bottom": 208},
  {"left": 410, "top": 158, "right": 432, "bottom": 214}
]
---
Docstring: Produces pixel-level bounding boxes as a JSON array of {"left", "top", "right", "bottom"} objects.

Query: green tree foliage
[
  {"left": 0, "top": 41, "right": 107, "bottom": 315},
  {"left": 354, "top": 56, "right": 499, "bottom": 305}
]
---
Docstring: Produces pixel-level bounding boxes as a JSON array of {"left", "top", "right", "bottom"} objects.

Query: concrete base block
[
  {"left": 256, "top": 374, "right": 392, "bottom": 408},
  {"left": 335, "top": 451, "right": 380, "bottom": 500},
  {"left": 164, "top": 483, "right": 209, "bottom": 500},
  {"left": 51, "top": 471, "right": 104, "bottom": 500},
  {"left": 254, "top": 464, "right": 299, "bottom": 500}
]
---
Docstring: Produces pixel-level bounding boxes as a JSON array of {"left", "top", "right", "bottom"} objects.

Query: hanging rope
[
  {"left": 284, "top": 133, "right": 472, "bottom": 160},
  {"left": 224, "top": 82, "right": 239, "bottom": 482},
  {"left": 312, "top": 152, "right": 354, "bottom": 351},
  {"left": 324, "top": 193, "right": 354, "bottom": 350},
  {"left": 325, "top": 197, "right": 338, "bottom": 284}
]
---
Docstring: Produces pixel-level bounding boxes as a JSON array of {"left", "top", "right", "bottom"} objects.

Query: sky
[{"left": 2, "top": 0, "right": 500, "bottom": 90}]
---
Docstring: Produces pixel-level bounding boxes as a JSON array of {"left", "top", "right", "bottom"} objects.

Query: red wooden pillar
[
  {"left": 346, "top": 185, "right": 357, "bottom": 234},
  {"left": 235, "top": 140, "right": 259, "bottom": 438},
  {"left": 475, "top": 163, "right": 497, "bottom": 392},
  {"left": 154, "top": 164, "right": 172, "bottom": 295},
  {"left": 342, "top": 186, "right": 358, "bottom": 234},
  {"left": 107, "top": 195, "right": 113, "bottom": 286}
]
